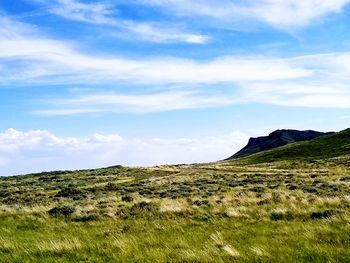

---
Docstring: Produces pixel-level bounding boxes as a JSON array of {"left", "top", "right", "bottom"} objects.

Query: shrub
[
  {"left": 138, "top": 189, "right": 153, "bottom": 196},
  {"left": 288, "top": 185, "right": 298, "bottom": 190},
  {"left": 105, "top": 182, "right": 117, "bottom": 191},
  {"left": 270, "top": 210, "right": 294, "bottom": 221},
  {"left": 121, "top": 195, "right": 133, "bottom": 202},
  {"left": 194, "top": 213, "right": 211, "bottom": 221},
  {"left": 250, "top": 186, "right": 266, "bottom": 193},
  {"left": 131, "top": 201, "right": 157, "bottom": 211},
  {"left": 116, "top": 201, "right": 159, "bottom": 219},
  {"left": 159, "top": 192, "right": 168, "bottom": 198},
  {"left": 310, "top": 210, "right": 341, "bottom": 220},
  {"left": 74, "top": 215, "right": 98, "bottom": 222},
  {"left": 257, "top": 199, "right": 269, "bottom": 205},
  {"left": 48, "top": 206, "right": 75, "bottom": 217},
  {"left": 192, "top": 200, "right": 209, "bottom": 207},
  {"left": 55, "top": 187, "right": 85, "bottom": 200}
]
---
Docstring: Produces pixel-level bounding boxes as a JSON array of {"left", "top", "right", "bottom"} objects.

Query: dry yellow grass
[{"left": 159, "top": 199, "right": 188, "bottom": 213}]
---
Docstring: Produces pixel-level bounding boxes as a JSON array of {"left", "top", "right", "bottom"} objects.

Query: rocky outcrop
[{"left": 228, "top": 129, "right": 333, "bottom": 159}]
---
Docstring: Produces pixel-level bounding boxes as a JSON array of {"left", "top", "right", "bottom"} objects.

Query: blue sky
[{"left": 1, "top": 0, "right": 350, "bottom": 175}]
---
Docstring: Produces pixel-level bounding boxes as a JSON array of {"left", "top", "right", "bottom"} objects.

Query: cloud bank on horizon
[
  {"left": 1, "top": 0, "right": 350, "bottom": 174},
  {"left": 0, "top": 128, "right": 248, "bottom": 175}
]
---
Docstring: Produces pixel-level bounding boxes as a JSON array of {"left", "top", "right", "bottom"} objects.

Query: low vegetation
[{"left": 0, "top": 130, "right": 349, "bottom": 262}]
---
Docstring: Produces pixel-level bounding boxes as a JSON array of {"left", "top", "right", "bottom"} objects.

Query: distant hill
[
  {"left": 237, "top": 128, "right": 350, "bottom": 163},
  {"left": 228, "top": 129, "right": 333, "bottom": 159}
]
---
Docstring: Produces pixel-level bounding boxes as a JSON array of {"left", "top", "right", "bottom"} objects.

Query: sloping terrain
[
  {"left": 229, "top": 129, "right": 333, "bottom": 159},
  {"left": 242, "top": 128, "right": 350, "bottom": 163},
  {"left": 0, "top": 129, "right": 349, "bottom": 262}
]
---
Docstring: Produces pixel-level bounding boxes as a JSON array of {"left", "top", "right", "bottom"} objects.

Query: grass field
[{"left": 0, "top": 130, "right": 349, "bottom": 262}]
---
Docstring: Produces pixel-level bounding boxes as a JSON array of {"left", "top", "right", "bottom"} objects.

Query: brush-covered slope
[
  {"left": 242, "top": 128, "right": 350, "bottom": 163},
  {"left": 0, "top": 131, "right": 350, "bottom": 262},
  {"left": 229, "top": 129, "right": 332, "bottom": 159}
]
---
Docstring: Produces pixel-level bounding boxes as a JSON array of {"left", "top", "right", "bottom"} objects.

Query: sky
[{"left": 1, "top": 0, "right": 350, "bottom": 175}]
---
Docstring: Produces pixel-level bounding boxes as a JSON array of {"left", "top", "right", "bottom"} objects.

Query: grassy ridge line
[{"left": 239, "top": 128, "right": 350, "bottom": 164}]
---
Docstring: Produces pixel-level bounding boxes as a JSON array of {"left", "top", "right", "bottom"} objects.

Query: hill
[
  {"left": 242, "top": 128, "right": 350, "bottom": 163},
  {"left": 229, "top": 129, "right": 333, "bottom": 159}
]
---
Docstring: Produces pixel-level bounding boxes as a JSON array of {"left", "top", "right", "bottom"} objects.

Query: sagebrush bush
[
  {"left": 310, "top": 209, "right": 341, "bottom": 220},
  {"left": 48, "top": 206, "right": 75, "bottom": 217},
  {"left": 270, "top": 210, "right": 294, "bottom": 221},
  {"left": 121, "top": 195, "right": 133, "bottom": 202},
  {"left": 55, "top": 187, "right": 85, "bottom": 200}
]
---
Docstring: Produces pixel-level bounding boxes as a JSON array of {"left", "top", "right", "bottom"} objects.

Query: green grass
[
  {"left": 0, "top": 211, "right": 350, "bottom": 262},
  {"left": 1, "top": 213, "right": 350, "bottom": 262},
  {"left": 0, "top": 131, "right": 350, "bottom": 262}
]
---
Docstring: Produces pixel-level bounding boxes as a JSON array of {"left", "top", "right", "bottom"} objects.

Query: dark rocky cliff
[{"left": 228, "top": 129, "right": 333, "bottom": 159}]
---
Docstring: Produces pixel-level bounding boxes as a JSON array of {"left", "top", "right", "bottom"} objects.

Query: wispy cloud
[
  {"left": 35, "top": 81, "right": 350, "bottom": 116},
  {"left": 1, "top": 15, "right": 350, "bottom": 113},
  {"left": 0, "top": 128, "right": 248, "bottom": 175},
  {"left": 0, "top": 17, "right": 310, "bottom": 84},
  {"left": 40, "top": 0, "right": 209, "bottom": 44},
  {"left": 34, "top": 90, "right": 238, "bottom": 115},
  {"left": 115, "top": 21, "right": 209, "bottom": 44},
  {"left": 141, "top": 0, "right": 350, "bottom": 29},
  {"left": 50, "top": 0, "right": 114, "bottom": 24},
  {"left": 241, "top": 82, "right": 350, "bottom": 108}
]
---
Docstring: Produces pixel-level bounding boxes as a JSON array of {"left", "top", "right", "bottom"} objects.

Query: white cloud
[
  {"left": 1, "top": 16, "right": 350, "bottom": 113},
  {"left": 34, "top": 90, "right": 238, "bottom": 115},
  {"left": 238, "top": 81, "right": 350, "bottom": 108},
  {"left": 35, "top": 81, "right": 350, "bottom": 116},
  {"left": 142, "top": 0, "right": 350, "bottom": 29},
  {"left": 42, "top": 0, "right": 209, "bottom": 44},
  {"left": 250, "top": 0, "right": 349, "bottom": 28},
  {"left": 51, "top": 0, "right": 114, "bottom": 24},
  {"left": 116, "top": 21, "right": 210, "bottom": 44},
  {"left": 0, "top": 17, "right": 310, "bottom": 85},
  {"left": 0, "top": 128, "right": 248, "bottom": 176}
]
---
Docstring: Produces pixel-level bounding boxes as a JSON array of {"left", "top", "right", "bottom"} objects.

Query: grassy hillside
[
  {"left": 242, "top": 128, "right": 350, "bottom": 164},
  {"left": 0, "top": 132, "right": 350, "bottom": 262}
]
